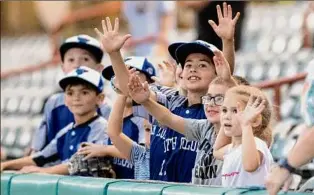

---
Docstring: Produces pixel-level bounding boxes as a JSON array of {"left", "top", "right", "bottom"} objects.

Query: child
[
  {"left": 31, "top": 34, "right": 111, "bottom": 154},
  {"left": 127, "top": 49, "right": 237, "bottom": 185},
  {"left": 77, "top": 57, "right": 156, "bottom": 179},
  {"left": 94, "top": 3, "right": 239, "bottom": 182},
  {"left": 106, "top": 94, "right": 151, "bottom": 180},
  {"left": 1, "top": 66, "right": 108, "bottom": 174},
  {"left": 214, "top": 85, "right": 273, "bottom": 187}
]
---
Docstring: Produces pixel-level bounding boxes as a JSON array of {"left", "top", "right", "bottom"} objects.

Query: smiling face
[
  {"left": 65, "top": 83, "right": 103, "bottom": 116},
  {"left": 62, "top": 48, "right": 99, "bottom": 74},
  {"left": 203, "top": 84, "right": 229, "bottom": 124},
  {"left": 181, "top": 53, "right": 216, "bottom": 93}
]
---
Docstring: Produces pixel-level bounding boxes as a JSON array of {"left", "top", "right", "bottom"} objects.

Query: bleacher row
[{"left": 1, "top": 172, "right": 313, "bottom": 195}]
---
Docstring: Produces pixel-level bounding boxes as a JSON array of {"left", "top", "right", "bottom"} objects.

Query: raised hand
[
  {"left": 208, "top": 2, "right": 240, "bottom": 41},
  {"left": 152, "top": 60, "right": 177, "bottom": 87},
  {"left": 94, "top": 17, "right": 132, "bottom": 53},
  {"left": 236, "top": 96, "right": 266, "bottom": 127},
  {"left": 128, "top": 72, "right": 150, "bottom": 104},
  {"left": 213, "top": 50, "right": 231, "bottom": 81}
]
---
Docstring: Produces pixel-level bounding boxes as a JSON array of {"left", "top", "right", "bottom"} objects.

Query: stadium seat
[
  {"left": 58, "top": 176, "right": 117, "bottom": 195},
  {"left": 162, "top": 185, "right": 234, "bottom": 195},
  {"left": 107, "top": 181, "right": 171, "bottom": 195},
  {"left": 1, "top": 172, "right": 17, "bottom": 195},
  {"left": 298, "top": 177, "right": 314, "bottom": 193},
  {"left": 10, "top": 173, "right": 65, "bottom": 195}
]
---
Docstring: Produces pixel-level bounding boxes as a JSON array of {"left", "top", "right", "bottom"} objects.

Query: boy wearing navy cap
[
  {"left": 1, "top": 66, "right": 108, "bottom": 174},
  {"left": 31, "top": 34, "right": 111, "bottom": 156}
]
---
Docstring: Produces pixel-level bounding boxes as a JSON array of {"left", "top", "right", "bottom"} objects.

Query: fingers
[
  {"left": 143, "top": 81, "right": 149, "bottom": 91},
  {"left": 157, "top": 63, "right": 164, "bottom": 71},
  {"left": 236, "top": 102, "right": 243, "bottom": 113},
  {"left": 216, "top": 4, "right": 223, "bottom": 20},
  {"left": 83, "top": 153, "right": 94, "bottom": 161},
  {"left": 223, "top": 2, "right": 228, "bottom": 18},
  {"left": 247, "top": 95, "right": 255, "bottom": 106},
  {"left": 208, "top": 20, "right": 218, "bottom": 31},
  {"left": 233, "top": 12, "right": 241, "bottom": 25},
  {"left": 101, "top": 20, "right": 107, "bottom": 34},
  {"left": 113, "top": 17, "right": 119, "bottom": 32},
  {"left": 122, "top": 34, "right": 132, "bottom": 45},
  {"left": 106, "top": 17, "right": 113, "bottom": 31},
  {"left": 94, "top": 28, "right": 103, "bottom": 39},
  {"left": 151, "top": 76, "right": 161, "bottom": 84},
  {"left": 227, "top": 4, "right": 232, "bottom": 19}
]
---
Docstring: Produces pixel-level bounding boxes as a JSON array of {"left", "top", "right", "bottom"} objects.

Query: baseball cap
[
  {"left": 175, "top": 40, "right": 218, "bottom": 68},
  {"left": 168, "top": 42, "right": 185, "bottom": 64},
  {"left": 59, "top": 66, "right": 104, "bottom": 93},
  {"left": 102, "top": 56, "right": 156, "bottom": 81},
  {"left": 59, "top": 34, "right": 103, "bottom": 63}
]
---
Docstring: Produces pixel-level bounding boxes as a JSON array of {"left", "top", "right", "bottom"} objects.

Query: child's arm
[
  {"left": 107, "top": 95, "right": 136, "bottom": 160},
  {"left": 77, "top": 143, "right": 126, "bottom": 160},
  {"left": 0, "top": 156, "right": 37, "bottom": 172},
  {"left": 213, "top": 127, "right": 231, "bottom": 160},
  {"left": 237, "top": 96, "right": 266, "bottom": 172},
  {"left": 208, "top": 2, "right": 240, "bottom": 73},
  {"left": 128, "top": 73, "right": 186, "bottom": 135},
  {"left": 213, "top": 49, "right": 237, "bottom": 86}
]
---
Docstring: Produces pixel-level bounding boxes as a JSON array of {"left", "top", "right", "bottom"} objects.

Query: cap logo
[
  {"left": 76, "top": 68, "right": 88, "bottom": 75},
  {"left": 146, "top": 67, "right": 154, "bottom": 75},
  {"left": 77, "top": 36, "right": 90, "bottom": 44}
]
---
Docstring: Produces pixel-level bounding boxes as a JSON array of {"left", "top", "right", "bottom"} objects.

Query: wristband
[
  {"left": 110, "top": 76, "right": 123, "bottom": 95},
  {"left": 278, "top": 158, "right": 297, "bottom": 174}
]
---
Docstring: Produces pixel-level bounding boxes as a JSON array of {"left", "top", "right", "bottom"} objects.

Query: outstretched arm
[{"left": 0, "top": 156, "right": 36, "bottom": 172}]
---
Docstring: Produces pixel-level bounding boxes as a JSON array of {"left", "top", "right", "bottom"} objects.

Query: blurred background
[{"left": 1, "top": 0, "right": 314, "bottom": 185}]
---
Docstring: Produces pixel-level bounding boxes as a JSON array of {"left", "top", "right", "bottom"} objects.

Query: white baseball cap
[
  {"left": 59, "top": 34, "right": 103, "bottom": 63},
  {"left": 59, "top": 66, "right": 104, "bottom": 93}
]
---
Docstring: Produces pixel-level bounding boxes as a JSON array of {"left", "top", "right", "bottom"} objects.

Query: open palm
[
  {"left": 128, "top": 73, "right": 150, "bottom": 104},
  {"left": 208, "top": 2, "right": 240, "bottom": 41},
  {"left": 95, "top": 17, "right": 131, "bottom": 53},
  {"left": 213, "top": 50, "right": 231, "bottom": 81}
]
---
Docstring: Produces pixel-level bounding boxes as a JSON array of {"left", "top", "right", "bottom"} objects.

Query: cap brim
[
  {"left": 176, "top": 43, "right": 215, "bottom": 68},
  {"left": 60, "top": 42, "right": 103, "bottom": 63},
  {"left": 59, "top": 76, "right": 99, "bottom": 92},
  {"left": 102, "top": 66, "right": 115, "bottom": 81},
  {"left": 168, "top": 42, "right": 185, "bottom": 64}
]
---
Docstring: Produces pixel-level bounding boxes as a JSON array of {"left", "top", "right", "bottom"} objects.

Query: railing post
[{"left": 273, "top": 86, "right": 281, "bottom": 121}]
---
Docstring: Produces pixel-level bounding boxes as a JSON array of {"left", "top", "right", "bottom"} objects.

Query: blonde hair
[{"left": 226, "top": 85, "right": 273, "bottom": 147}]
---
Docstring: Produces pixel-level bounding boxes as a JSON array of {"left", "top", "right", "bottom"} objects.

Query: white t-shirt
[{"left": 221, "top": 137, "right": 274, "bottom": 188}]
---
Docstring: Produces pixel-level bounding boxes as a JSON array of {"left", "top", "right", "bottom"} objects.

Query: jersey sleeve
[
  {"left": 99, "top": 103, "right": 112, "bottom": 120},
  {"left": 87, "top": 118, "right": 109, "bottom": 145},
  {"left": 130, "top": 117, "right": 147, "bottom": 144},
  {"left": 184, "top": 119, "right": 212, "bottom": 142}
]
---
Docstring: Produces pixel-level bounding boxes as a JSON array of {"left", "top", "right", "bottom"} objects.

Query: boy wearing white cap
[
  {"left": 31, "top": 34, "right": 111, "bottom": 155},
  {"left": 1, "top": 66, "right": 108, "bottom": 174}
]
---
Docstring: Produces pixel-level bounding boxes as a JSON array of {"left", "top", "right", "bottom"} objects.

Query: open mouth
[
  {"left": 224, "top": 124, "right": 232, "bottom": 128},
  {"left": 188, "top": 76, "right": 201, "bottom": 81},
  {"left": 207, "top": 110, "right": 219, "bottom": 116}
]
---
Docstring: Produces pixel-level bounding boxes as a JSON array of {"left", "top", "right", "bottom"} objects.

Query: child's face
[
  {"left": 181, "top": 53, "right": 216, "bottom": 93},
  {"left": 64, "top": 84, "right": 103, "bottom": 116},
  {"left": 220, "top": 92, "right": 243, "bottom": 137},
  {"left": 175, "top": 65, "right": 186, "bottom": 90},
  {"left": 202, "top": 84, "right": 228, "bottom": 124},
  {"left": 63, "top": 48, "right": 98, "bottom": 74}
]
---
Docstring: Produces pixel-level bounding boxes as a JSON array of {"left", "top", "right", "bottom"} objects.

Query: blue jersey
[
  {"left": 133, "top": 86, "right": 206, "bottom": 182},
  {"left": 31, "top": 92, "right": 111, "bottom": 151},
  {"left": 108, "top": 114, "right": 145, "bottom": 179},
  {"left": 32, "top": 115, "right": 108, "bottom": 166}
]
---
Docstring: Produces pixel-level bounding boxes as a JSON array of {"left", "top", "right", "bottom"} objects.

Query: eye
[
  {"left": 83, "top": 57, "right": 90, "bottom": 61},
  {"left": 222, "top": 108, "right": 227, "bottom": 113},
  {"left": 82, "top": 91, "right": 89, "bottom": 95},
  {"left": 232, "top": 108, "right": 237, "bottom": 114},
  {"left": 199, "top": 64, "right": 207, "bottom": 68},
  {"left": 67, "top": 58, "right": 74, "bottom": 62},
  {"left": 66, "top": 91, "right": 73, "bottom": 96},
  {"left": 184, "top": 63, "right": 192, "bottom": 68}
]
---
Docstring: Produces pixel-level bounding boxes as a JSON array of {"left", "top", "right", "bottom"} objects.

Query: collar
[{"left": 73, "top": 115, "right": 100, "bottom": 128}]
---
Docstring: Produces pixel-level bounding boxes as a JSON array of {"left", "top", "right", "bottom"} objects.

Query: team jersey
[
  {"left": 108, "top": 114, "right": 146, "bottom": 179},
  {"left": 31, "top": 92, "right": 111, "bottom": 152},
  {"left": 32, "top": 115, "right": 108, "bottom": 166},
  {"left": 133, "top": 86, "right": 206, "bottom": 182}
]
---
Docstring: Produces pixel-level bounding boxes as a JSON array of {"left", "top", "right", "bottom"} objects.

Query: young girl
[{"left": 214, "top": 85, "right": 273, "bottom": 187}]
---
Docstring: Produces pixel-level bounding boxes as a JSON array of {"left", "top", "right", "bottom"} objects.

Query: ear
[
  {"left": 96, "top": 93, "right": 105, "bottom": 106},
  {"left": 251, "top": 114, "right": 262, "bottom": 128}
]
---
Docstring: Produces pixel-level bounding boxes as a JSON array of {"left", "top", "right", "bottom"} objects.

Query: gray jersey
[{"left": 184, "top": 119, "right": 222, "bottom": 186}]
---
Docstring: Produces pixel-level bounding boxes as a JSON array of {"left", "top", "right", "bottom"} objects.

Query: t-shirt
[
  {"left": 184, "top": 119, "right": 222, "bottom": 185},
  {"left": 301, "top": 59, "right": 314, "bottom": 127},
  {"left": 31, "top": 92, "right": 111, "bottom": 151},
  {"left": 129, "top": 142, "right": 150, "bottom": 180},
  {"left": 122, "top": 1, "right": 175, "bottom": 56},
  {"left": 32, "top": 115, "right": 108, "bottom": 166},
  {"left": 221, "top": 137, "right": 274, "bottom": 188},
  {"left": 108, "top": 114, "right": 146, "bottom": 179}
]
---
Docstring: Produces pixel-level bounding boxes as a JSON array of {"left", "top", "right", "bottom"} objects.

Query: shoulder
[
  {"left": 90, "top": 116, "right": 108, "bottom": 129},
  {"left": 45, "top": 92, "right": 65, "bottom": 109}
]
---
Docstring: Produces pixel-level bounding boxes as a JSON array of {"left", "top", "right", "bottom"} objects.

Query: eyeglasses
[{"left": 201, "top": 94, "right": 224, "bottom": 106}]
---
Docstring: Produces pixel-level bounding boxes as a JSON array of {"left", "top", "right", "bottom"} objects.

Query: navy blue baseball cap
[
  {"left": 175, "top": 40, "right": 218, "bottom": 68},
  {"left": 102, "top": 56, "right": 156, "bottom": 81},
  {"left": 168, "top": 42, "right": 185, "bottom": 64}
]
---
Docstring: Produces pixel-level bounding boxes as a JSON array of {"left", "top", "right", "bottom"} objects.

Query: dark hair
[
  {"left": 233, "top": 75, "right": 250, "bottom": 86},
  {"left": 64, "top": 78, "right": 100, "bottom": 94}
]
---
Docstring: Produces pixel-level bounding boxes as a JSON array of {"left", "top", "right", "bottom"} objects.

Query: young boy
[
  {"left": 31, "top": 34, "right": 111, "bottom": 155},
  {"left": 1, "top": 66, "right": 108, "bottom": 174},
  {"left": 77, "top": 56, "right": 156, "bottom": 179},
  {"left": 94, "top": 2, "right": 239, "bottom": 182}
]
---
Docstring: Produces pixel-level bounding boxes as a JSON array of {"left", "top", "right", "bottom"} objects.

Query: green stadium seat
[
  {"left": 10, "top": 173, "right": 65, "bottom": 195},
  {"left": 1, "top": 172, "right": 17, "bottom": 195},
  {"left": 58, "top": 176, "right": 118, "bottom": 195},
  {"left": 162, "top": 185, "right": 234, "bottom": 195},
  {"left": 107, "top": 181, "right": 172, "bottom": 195}
]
